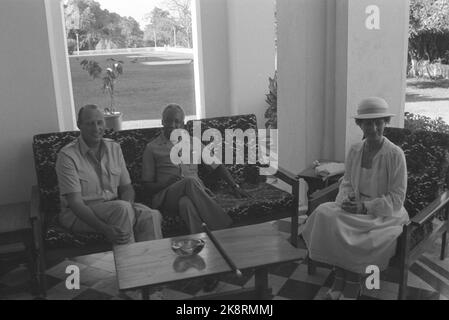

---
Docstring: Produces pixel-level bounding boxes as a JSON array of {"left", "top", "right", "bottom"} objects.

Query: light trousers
[
  {"left": 60, "top": 200, "right": 162, "bottom": 244},
  {"left": 159, "top": 177, "right": 232, "bottom": 233}
]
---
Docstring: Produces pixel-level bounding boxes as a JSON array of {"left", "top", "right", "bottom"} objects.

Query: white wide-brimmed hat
[{"left": 353, "top": 97, "right": 395, "bottom": 120}]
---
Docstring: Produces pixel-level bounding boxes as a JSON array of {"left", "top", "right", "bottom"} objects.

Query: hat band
[{"left": 358, "top": 106, "right": 388, "bottom": 115}]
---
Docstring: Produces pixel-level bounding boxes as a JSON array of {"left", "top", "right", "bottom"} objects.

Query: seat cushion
[{"left": 214, "top": 182, "right": 294, "bottom": 224}]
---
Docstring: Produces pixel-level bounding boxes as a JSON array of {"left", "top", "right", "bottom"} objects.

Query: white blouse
[{"left": 335, "top": 137, "right": 409, "bottom": 219}]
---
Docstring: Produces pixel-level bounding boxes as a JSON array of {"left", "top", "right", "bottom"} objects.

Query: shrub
[{"left": 404, "top": 112, "right": 449, "bottom": 134}]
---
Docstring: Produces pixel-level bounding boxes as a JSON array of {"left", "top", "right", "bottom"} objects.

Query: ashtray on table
[{"left": 171, "top": 238, "right": 205, "bottom": 257}]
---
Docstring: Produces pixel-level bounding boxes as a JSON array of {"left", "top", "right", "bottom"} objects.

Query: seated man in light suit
[
  {"left": 142, "top": 104, "right": 250, "bottom": 234},
  {"left": 56, "top": 104, "right": 162, "bottom": 245}
]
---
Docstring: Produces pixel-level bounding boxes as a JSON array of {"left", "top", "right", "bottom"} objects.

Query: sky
[{"left": 96, "top": 0, "right": 167, "bottom": 28}]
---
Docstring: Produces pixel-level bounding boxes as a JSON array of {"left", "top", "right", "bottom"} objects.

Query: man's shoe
[{"left": 203, "top": 278, "right": 219, "bottom": 292}]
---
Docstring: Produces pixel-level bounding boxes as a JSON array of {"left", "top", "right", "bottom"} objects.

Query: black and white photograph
[{"left": 0, "top": 0, "right": 448, "bottom": 304}]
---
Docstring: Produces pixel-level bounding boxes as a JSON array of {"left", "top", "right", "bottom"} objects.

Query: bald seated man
[
  {"left": 142, "top": 104, "right": 250, "bottom": 234},
  {"left": 55, "top": 104, "right": 162, "bottom": 244}
]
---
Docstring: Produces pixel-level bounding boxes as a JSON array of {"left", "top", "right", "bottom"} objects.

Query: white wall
[
  {"left": 45, "top": 0, "right": 77, "bottom": 132},
  {"left": 196, "top": 0, "right": 276, "bottom": 129},
  {"left": 195, "top": 0, "right": 232, "bottom": 118},
  {"left": 345, "top": 0, "right": 410, "bottom": 150},
  {"left": 277, "top": 0, "right": 331, "bottom": 173},
  {"left": 277, "top": 0, "right": 409, "bottom": 173},
  {"left": 0, "top": 0, "right": 61, "bottom": 205},
  {"left": 227, "top": 0, "right": 276, "bottom": 129}
]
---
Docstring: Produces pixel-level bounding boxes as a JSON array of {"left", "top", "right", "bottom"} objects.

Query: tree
[
  {"left": 408, "top": 0, "right": 449, "bottom": 76},
  {"left": 143, "top": 7, "right": 175, "bottom": 46},
  {"left": 64, "top": 0, "right": 146, "bottom": 52},
  {"left": 120, "top": 17, "right": 144, "bottom": 48},
  {"left": 409, "top": 0, "right": 449, "bottom": 60},
  {"left": 164, "top": 0, "right": 192, "bottom": 48}
]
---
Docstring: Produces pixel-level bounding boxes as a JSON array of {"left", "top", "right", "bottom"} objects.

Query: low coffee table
[{"left": 113, "top": 222, "right": 304, "bottom": 300}]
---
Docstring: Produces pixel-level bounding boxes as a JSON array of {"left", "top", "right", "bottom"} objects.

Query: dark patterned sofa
[
  {"left": 31, "top": 114, "right": 300, "bottom": 267},
  {"left": 306, "top": 127, "right": 449, "bottom": 299}
]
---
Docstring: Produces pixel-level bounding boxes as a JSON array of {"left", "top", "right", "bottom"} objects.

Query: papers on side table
[{"left": 314, "top": 162, "right": 345, "bottom": 180}]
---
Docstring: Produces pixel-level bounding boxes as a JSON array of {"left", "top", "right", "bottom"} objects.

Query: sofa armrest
[
  {"left": 411, "top": 190, "right": 449, "bottom": 227},
  {"left": 307, "top": 182, "right": 340, "bottom": 215},
  {"left": 274, "top": 166, "right": 299, "bottom": 187}
]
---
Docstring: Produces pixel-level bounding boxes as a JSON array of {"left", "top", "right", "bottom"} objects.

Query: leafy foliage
[
  {"left": 264, "top": 72, "right": 277, "bottom": 129},
  {"left": 64, "top": 0, "right": 193, "bottom": 51},
  {"left": 404, "top": 111, "right": 449, "bottom": 133},
  {"left": 143, "top": 7, "right": 175, "bottom": 46},
  {"left": 80, "top": 58, "right": 124, "bottom": 113},
  {"left": 164, "top": 0, "right": 193, "bottom": 48},
  {"left": 409, "top": 0, "right": 449, "bottom": 64}
]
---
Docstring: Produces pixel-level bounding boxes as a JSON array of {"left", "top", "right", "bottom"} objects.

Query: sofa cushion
[{"left": 215, "top": 182, "right": 294, "bottom": 224}]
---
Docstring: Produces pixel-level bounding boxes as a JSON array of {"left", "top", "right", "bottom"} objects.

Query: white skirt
[{"left": 302, "top": 202, "right": 407, "bottom": 273}]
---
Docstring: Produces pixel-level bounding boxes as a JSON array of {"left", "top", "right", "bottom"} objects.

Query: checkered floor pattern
[{"left": 1, "top": 218, "right": 449, "bottom": 300}]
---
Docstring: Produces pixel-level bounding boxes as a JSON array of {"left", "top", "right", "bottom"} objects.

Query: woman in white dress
[{"left": 302, "top": 97, "right": 409, "bottom": 300}]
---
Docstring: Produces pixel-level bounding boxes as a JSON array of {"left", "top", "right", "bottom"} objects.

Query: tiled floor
[{"left": 1, "top": 218, "right": 448, "bottom": 300}]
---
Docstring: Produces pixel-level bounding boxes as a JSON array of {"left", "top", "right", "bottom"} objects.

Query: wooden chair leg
[
  {"left": 398, "top": 266, "right": 408, "bottom": 300},
  {"left": 307, "top": 254, "right": 316, "bottom": 275},
  {"left": 290, "top": 211, "right": 298, "bottom": 248},
  {"left": 441, "top": 208, "right": 449, "bottom": 260},
  {"left": 397, "top": 224, "right": 410, "bottom": 300},
  {"left": 441, "top": 230, "right": 447, "bottom": 260}
]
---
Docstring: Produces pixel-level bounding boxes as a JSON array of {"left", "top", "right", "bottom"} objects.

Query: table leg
[
  {"left": 142, "top": 287, "right": 150, "bottom": 300},
  {"left": 255, "top": 267, "right": 269, "bottom": 300}
]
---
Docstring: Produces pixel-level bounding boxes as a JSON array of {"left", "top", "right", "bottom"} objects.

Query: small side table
[
  {"left": 297, "top": 161, "right": 344, "bottom": 196},
  {"left": 0, "top": 202, "right": 38, "bottom": 295}
]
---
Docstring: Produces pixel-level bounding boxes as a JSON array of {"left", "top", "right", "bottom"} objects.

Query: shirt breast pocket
[
  {"left": 78, "top": 172, "right": 97, "bottom": 196},
  {"left": 109, "top": 167, "right": 122, "bottom": 190}
]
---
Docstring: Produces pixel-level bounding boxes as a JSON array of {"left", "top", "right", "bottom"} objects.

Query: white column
[
  {"left": 227, "top": 0, "right": 276, "bottom": 130},
  {"left": 194, "top": 0, "right": 231, "bottom": 118},
  {"left": 344, "top": 0, "right": 409, "bottom": 151},
  {"left": 277, "top": 0, "right": 409, "bottom": 173},
  {"left": 45, "top": 0, "right": 77, "bottom": 132}
]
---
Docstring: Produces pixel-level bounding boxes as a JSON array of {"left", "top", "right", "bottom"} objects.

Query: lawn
[
  {"left": 405, "top": 78, "right": 449, "bottom": 123},
  {"left": 69, "top": 52, "right": 195, "bottom": 121}
]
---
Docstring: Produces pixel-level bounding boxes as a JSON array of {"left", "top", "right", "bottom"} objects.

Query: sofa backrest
[
  {"left": 33, "top": 128, "right": 161, "bottom": 225},
  {"left": 384, "top": 127, "right": 449, "bottom": 218},
  {"left": 185, "top": 114, "right": 262, "bottom": 189}
]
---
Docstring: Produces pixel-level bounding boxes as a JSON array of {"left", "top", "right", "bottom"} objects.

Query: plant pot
[{"left": 104, "top": 112, "right": 123, "bottom": 131}]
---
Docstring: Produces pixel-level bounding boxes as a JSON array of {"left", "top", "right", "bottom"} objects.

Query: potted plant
[
  {"left": 263, "top": 71, "right": 278, "bottom": 182},
  {"left": 264, "top": 71, "right": 277, "bottom": 130},
  {"left": 80, "top": 58, "right": 124, "bottom": 131}
]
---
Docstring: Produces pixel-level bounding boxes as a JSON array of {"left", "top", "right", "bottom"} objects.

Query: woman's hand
[{"left": 341, "top": 200, "right": 364, "bottom": 214}]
